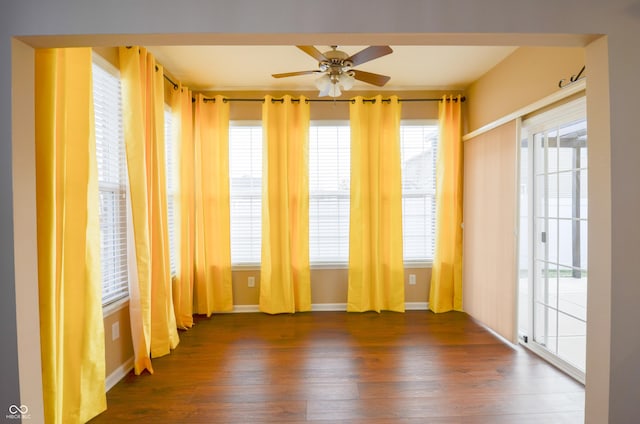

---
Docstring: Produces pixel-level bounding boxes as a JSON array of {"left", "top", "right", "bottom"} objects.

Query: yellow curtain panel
[
  {"left": 168, "top": 84, "right": 195, "bottom": 329},
  {"left": 348, "top": 95, "right": 405, "bottom": 313},
  {"left": 35, "top": 48, "right": 106, "bottom": 423},
  {"left": 260, "top": 95, "right": 311, "bottom": 314},
  {"left": 119, "top": 47, "right": 179, "bottom": 373},
  {"left": 429, "top": 95, "right": 464, "bottom": 313},
  {"left": 193, "top": 94, "right": 234, "bottom": 314}
]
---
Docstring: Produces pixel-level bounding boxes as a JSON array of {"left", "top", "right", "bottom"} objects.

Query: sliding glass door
[{"left": 519, "top": 97, "right": 587, "bottom": 382}]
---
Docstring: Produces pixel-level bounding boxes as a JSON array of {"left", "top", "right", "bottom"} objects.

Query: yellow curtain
[
  {"left": 348, "top": 95, "right": 405, "bottom": 313},
  {"left": 429, "top": 95, "right": 464, "bottom": 313},
  {"left": 193, "top": 94, "right": 233, "bottom": 314},
  {"left": 260, "top": 95, "right": 311, "bottom": 314},
  {"left": 35, "top": 48, "right": 106, "bottom": 423},
  {"left": 119, "top": 46, "right": 179, "bottom": 374},
  {"left": 168, "top": 83, "right": 195, "bottom": 328}
]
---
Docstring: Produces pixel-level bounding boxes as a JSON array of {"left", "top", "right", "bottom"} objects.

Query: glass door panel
[{"left": 519, "top": 99, "right": 587, "bottom": 382}]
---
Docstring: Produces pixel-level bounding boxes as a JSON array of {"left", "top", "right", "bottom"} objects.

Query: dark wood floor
[{"left": 89, "top": 311, "right": 584, "bottom": 423}]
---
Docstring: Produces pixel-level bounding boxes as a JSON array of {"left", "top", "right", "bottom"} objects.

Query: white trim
[
  {"left": 405, "top": 302, "right": 429, "bottom": 311},
  {"left": 520, "top": 339, "right": 585, "bottom": 384},
  {"left": 311, "top": 262, "right": 349, "bottom": 270},
  {"left": 105, "top": 356, "right": 134, "bottom": 392},
  {"left": 103, "top": 297, "right": 129, "bottom": 318},
  {"left": 231, "top": 304, "right": 261, "bottom": 313},
  {"left": 404, "top": 261, "right": 433, "bottom": 268},
  {"left": 462, "top": 78, "right": 586, "bottom": 141},
  {"left": 231, "top": 264, "right": 261, "bottom": 271},
  {"left": 312, "top": 303, "right": 347, "bottom": 311},
  {"left": 232, "top": 263, "right": 433, "bottom": 270},
  {"left": 229, "top": 302, "right": 429, "bottom": 313}
]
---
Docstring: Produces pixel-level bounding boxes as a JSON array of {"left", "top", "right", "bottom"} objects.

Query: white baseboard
[
  {"left": 230, "top": 302, "right": 429, "bottom": 313},
  {"left": 312, "top": 303, "right": 347, "bottom": 311},
  {"left": 231, "top": 305, "right": 261, "bottom": 313},
  {"left": 405, "top": 302, "right": 429, "bottom": 310},
  {"left": 105, "top": 357, "right": 133, "bottom": 392}
]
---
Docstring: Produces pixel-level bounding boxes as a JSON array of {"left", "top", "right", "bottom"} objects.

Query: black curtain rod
[
  {"left": 197, "top": 96, "right": 466, "bottom": 104},
  {"left": 163, "top": 73, "right": 179, "bottom": 90}
]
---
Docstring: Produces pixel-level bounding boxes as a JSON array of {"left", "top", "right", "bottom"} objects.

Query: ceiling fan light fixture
[
  {"left": 340, "top": 72, "right": 355, "bottom": 91},
  {"left": 315, "top": 71, "right": 354, "bottom": 98},
  {"left": 315, "top": 73, "right": 343, "bottom": 97},
  {"left": 315, "top": 73, "right": 331, "bottom": 91},
  {"left": 317, "top": 80, "right": 342, "bottom": 97}
]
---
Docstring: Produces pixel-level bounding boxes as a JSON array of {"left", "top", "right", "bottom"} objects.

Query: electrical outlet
[
  {"left": 409, "top": 274, "right": 416, "bottom": 285},
  {"left": 112, "top": 321, "right": 120, "bottom": 341},
  {"left": 248, "top": 276, "right": 256, "bottom": 288}
]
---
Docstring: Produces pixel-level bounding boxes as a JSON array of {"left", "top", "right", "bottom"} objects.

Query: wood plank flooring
[{"left": 89, "top": 311, "right": 584, "bottom": 423}]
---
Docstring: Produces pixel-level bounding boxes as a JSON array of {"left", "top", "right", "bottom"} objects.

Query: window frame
[
  {"left": 164, "top": 103, "right": 177, "bottom": 278},
  {"left": 308, "top": 121, "right": 351, "bottom": 267},
  {"left": 93, "top": 53, "right": 131, "bottom": 309},
  {"left": 400, "top": 119, "right": 439, "bottom": 267},
  {"left": 229, "top": 121, "right": 263, "bottom": 268}
]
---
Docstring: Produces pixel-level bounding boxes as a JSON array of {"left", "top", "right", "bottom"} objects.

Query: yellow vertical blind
[
  {"left": 119, "top": 46, "right": 179, "bottom": 374},
  {"left": 429, "top": 95, "right": 464, "bottom": 312},
  {"left": 260, "top": 95, "right": 311, "bottom": 314},
  {"left": 193, "top": 94, "right": 234, "bottom": 314},
  {"left": 35, "top": 47, "right": 106, "bottom": 423},
  {"left": 348, "top": 95, "right": 405, "bottom": 313}
]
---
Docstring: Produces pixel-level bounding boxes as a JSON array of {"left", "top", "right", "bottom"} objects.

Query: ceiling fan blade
[
  {"left": 348, "top": 46, "right": 393, "bottom": 67},
  {"left": 296, "top": 46, "right": 327, "bottom": 62},
  {"left": 352, "top": 70, "right": 391, "bottom": 87},
  {"left": 272, "top": 70, "right": 321, "bottom": 78}
]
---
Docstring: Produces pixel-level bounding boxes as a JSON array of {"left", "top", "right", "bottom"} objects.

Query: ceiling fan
[{"left": 272, "top": 45, "right": 393, "bottom": 97}]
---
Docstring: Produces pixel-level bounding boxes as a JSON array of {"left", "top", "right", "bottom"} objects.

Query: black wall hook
[{"left": 559, "top": 65, "right": 585, "bottom": 88}]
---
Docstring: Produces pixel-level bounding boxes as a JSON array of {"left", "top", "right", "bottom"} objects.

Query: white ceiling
[{"left": 147, "top": 45, "right": 518, "bottom": 93}]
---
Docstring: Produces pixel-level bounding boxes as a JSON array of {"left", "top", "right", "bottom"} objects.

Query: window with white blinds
[
  {"left": 400, "top": 123, "right": 439, "bottom": 263},
  {"left": 309, "top": 124, "right": 351, "bottom": 264},
  {"left": 229, "top": 124, "right": 263, "bottom": 265},
  {"left": 227, "top": 121, "right": 438, "bottom": 266},
  {"left": 164, "top": 104, "right": 177, "bottom": 277},
  {"left": 93, "top": 56, "right": 129, "bottom": 306}
]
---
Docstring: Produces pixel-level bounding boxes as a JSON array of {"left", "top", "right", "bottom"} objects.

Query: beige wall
[
  {"left": 103, "top": 305, "right": 134, "bottom": 377},
  {"left": 233, "top": 267, "right": 431, "bottom": 306},
  {"left": 11, "top": 38, "right": 45, "bottom": 416},
  {"left": 467, "top": 47, "right": 584, "bottom": 133},
  {"left": 463, "top": 121, "right": 518, "bottom": 342}
]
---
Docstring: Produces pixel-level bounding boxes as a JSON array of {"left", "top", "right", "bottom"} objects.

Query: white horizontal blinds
[
  {"left": 93, "top": 58, "right": 129, "bottom": 305},
  {"left": 229, "top": 125, "right": 263, "bottom": 264},
  {"left": 164, "top": 104, "right": 177, "bottom": 277},
  {"left": 400, "top": 124, "right": 439, "bottom": 262},
  {"left": 309, "top": 125, "right": 351, "bottom": 263}
]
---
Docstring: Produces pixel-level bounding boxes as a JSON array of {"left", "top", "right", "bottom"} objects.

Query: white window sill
[
  {"left": 231, "top": 261, "right": 433, "bottom": 271},
  {"left": 103, "top": 296, "right": 129, "bottom": 318}
]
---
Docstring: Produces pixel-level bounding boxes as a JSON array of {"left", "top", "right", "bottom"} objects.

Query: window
[
  {"left": 309, "top": 124, "right": 350, "bottom": 264},
  {"left": 93, "top": 56, "right": 129, "bottom": 306},
  {"left": 229, "top": 124, "right": 263, "bottom": 265},
  {"left": 227, "top": 121, "right": 438, "bottom": 266},
  {"left": 164, "top": 104, "right": 177, "bottom": 277},
  {"left": 400, "top": 123, "right": 439, "bottom": 263}
]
